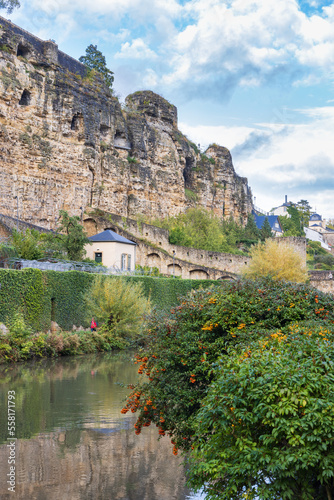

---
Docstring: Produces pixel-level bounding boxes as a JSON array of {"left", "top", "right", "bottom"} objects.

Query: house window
[
  {"left": 127, "top": 254, "right": 131, "bottom": 271},
  {"left": 95, "top": 252, "right": 102, "bottom": 263},
  {"left": 121, "top": 253, "right": 127, "bottom": 270}
]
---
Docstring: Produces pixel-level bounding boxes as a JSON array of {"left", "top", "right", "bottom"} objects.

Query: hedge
[{"left": 0, "top": 269, "right": 215, "bottom": 331}]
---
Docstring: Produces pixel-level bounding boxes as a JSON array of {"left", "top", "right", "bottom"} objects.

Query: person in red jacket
[{"left": 90, "top": 317, "right": 97, "bottom": 332}]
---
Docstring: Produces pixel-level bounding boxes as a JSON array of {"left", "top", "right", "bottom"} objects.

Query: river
[{"left": 0, "top": 352, "right": 205, "bottom": 500}]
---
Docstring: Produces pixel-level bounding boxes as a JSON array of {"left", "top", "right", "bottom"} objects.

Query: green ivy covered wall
[{"left": 0, "top": 269, "right": 215, "bottom": 331}]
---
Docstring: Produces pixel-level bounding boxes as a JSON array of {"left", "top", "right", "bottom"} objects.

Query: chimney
[{"left": 285, "top": 195, "right": 287, "bottom": 204}]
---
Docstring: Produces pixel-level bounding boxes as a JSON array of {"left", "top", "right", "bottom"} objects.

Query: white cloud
[
  {"left": 181, "top": 106, "right": 334, "bottom": 218},
  {"left": 179, "top": 122, "right": 255, "bottom": 151},
  {"left": 162, "top": 0, "right": 334, "bottom": 93},
  {"left": 97, "top": 28, "right": 130, "bottom": 43},
  {"left": 115, "top": 38, "right": 157, "bottom": 60}
]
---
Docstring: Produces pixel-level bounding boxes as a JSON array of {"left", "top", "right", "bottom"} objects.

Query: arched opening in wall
[
  {"left": 167, "top": 263, "right": 182, "bottom": 276},
  {"left": 17, "top": 43, "right": 30, "bottom": 58},
  {"left": 104, "top": 227, "right": 118, "bottom": 233},
  {"left": 189, "top": 269, "right": 209, "bottom": 280},
  {"left": 217, "top": 274, "right": 236, "bottom": 281},
  {"left": 146, "top": 253, "right": 161, "bottom": 270},
  {"left": 19, "top": 89, "right": 31, "bottom": 106},
  {"left": 83, "top": 218, "right": 98, "bottom": 237}
]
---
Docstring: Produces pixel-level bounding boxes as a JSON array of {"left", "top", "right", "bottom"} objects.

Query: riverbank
[{"left": 0, "top": 328, "right": 133, "bottom": 364}]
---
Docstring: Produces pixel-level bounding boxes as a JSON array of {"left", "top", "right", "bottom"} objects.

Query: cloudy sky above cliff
[{"left": 6, "top": 0, "right": 334, "bottom": 217}]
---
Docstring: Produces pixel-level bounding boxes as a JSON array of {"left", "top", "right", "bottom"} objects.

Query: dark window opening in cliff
[
  {"left": 19, "top": 89, "right": 31, "bottom": 106},
  {"left": 17, "top": 43, "right": 30, "bottom": 58},
  {"left": 114, "top": 131, "right": 125, "bottom": 140},
  {"left": 183, "top": 157, "right": 194, "bottom": 188},
  {"left": 71, "top": 113, "right": 83, "bottom": 131},
  {"left": 100, "top": 124, "right": 110, "bottom": 138}
]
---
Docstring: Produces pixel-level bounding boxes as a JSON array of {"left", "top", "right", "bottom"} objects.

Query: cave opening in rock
[
  {"left": 19, "top": 89, "right": 31, "bottom": 106},
  {"left": 71, "top": 113, "right": 82, "bottom": 131},
  {"left": 183, "top": 157, "right": 193, "bottom": 188},
  {"left": 17, "top": 43, "right": 30, "bottom": 58}
]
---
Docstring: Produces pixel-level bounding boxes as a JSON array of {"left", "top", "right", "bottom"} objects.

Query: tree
[
  {"left": 243, "top": 213, "right": 260, "bottom": 242},
  {"left": 56, "top": 210, "right": 90, "bottom": 261},
  {"left": 79, "top": 44, "right": 114, "bottom": 89},
  {"left": 243, "top": 239, "right": 307, "bottom": 282},
  {"left": 0, "top": 0, "right": 20, "bottom": 13},
  {"left": 188, "top": 326, "right": 334, "bottom": 500},
  {"left": 295, "top": 199, "right": 312, "bottom": 228},
  {"left": 279, "top": 204, "right": 304, "bottom": 236},
  {"left": 10, "top": 228, "right": 44, "bottom": 260},
  {"left": 168, "top": 207, "right": 229, "bottom": 252},
  {"left": 259, "top": 216, "right": 272, "bottom": 240},
  {"left": 84, "top": 275, "right": 150, "bottom": 340}
]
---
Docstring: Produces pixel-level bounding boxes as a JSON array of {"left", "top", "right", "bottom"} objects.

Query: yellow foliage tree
[
  {"left": 243, "top": 239, "right": 307, "bottom": 283},
  {"left": 84, "top": 276, "right": 150, "bottom": 339}
]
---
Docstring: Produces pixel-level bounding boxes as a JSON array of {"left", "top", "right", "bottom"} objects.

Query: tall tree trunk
[{"left": 326, "top": 485, "right": 332, "bottom": 500}]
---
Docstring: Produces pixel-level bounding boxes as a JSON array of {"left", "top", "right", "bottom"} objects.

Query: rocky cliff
[{"left": 0, "top": 17, "right": 253, "bottom": 229}]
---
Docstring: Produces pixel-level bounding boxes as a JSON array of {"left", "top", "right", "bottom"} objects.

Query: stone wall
[
  {"left": 0, "top": 17, "right": 253, "bottom": 229},
  {"left": 83, "top": 212, "right": 250, "bottom": 278},
  {"left": 309, "top": 270, "right": 334, "bottom": 295}
]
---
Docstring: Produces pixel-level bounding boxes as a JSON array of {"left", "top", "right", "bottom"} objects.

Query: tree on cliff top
[
  {"left": 0, "top": 0, "right": 20, "bottom": 13},
  {"left": 79, "top": 44, "right": 114, "bottom": 90}
]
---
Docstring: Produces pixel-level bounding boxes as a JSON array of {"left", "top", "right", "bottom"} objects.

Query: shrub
[
  {"left": 123, "top": 278, "right": 334, "bottom": 453},
  {"left": 84, "top": 275, "right": 150, "bottom": 340},
  {"left": 188, "top": 325, "right": 334, "bottom": 499},
  {"left": 243, "top": 239, "right": 307, "bottom": 282},
  {"left": 7, "top": 311, "right": 32, "bottom": 339}
]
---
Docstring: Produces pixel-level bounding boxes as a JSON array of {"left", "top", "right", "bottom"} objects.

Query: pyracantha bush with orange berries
[{"left": 123, "top": 277, "right": 334, "bottom": 457}]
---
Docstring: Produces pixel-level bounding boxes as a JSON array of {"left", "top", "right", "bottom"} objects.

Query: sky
[{"left": 4, "top": 0, "right": 334, "bottom": 218}]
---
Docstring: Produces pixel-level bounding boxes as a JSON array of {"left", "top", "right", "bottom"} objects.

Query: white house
[
  {"left": 85, "top": 229, "right": 136, "bottom": 271},
  {"left": 269, "top": 195, "right": 291, "bottom": 217}
]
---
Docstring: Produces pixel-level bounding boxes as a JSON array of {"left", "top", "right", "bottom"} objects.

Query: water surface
[{"left": 0, "top": 352, "right": 205, "bottom": 500}]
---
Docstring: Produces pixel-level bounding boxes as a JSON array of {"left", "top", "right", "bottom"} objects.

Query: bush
[
  {"left": 123, "top": 278, "right": 334, "bottom": 453},
  {"left": 84, "top": 275, "right": 150, "bottom": 340},
  {"left": 188, "top": 325, "right": 334, "bottom": 499},
  {"left": 243, "top": 239, "right": 307, "bottom": 282}
]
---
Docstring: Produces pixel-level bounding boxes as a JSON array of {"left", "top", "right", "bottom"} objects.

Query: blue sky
[{"left": 5, "top": 0, "right": 334, "bottom": 218}]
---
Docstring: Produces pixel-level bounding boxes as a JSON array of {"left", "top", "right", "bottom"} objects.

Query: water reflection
[{"left": 0, "top": 353, "right": 205, "bottom": 500}]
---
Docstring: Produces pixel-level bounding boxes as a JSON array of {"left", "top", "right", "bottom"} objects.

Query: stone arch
[
  {"left": 104, "top": 226, "right": 118, "bottom": 233},
  {"left": 167, "top": 263, "right": 182, "bottom": 276},
  {"left": 19, "top": 89, "right": 31, "bottom": 106},
  {"left": 189, "top": 269, "right": 209, "bottom": 279},
  {"left": 83, "top": 218, "right": 98, "bottom": 236},
  {"left": 217, "top": 273, "right": 237, "bottom": 281},
  {"left": 17, "top": 43, "right": 31, "bottom": 58},
  {"left": 146, "top": 253, "right": 161, "bottom": 269}
]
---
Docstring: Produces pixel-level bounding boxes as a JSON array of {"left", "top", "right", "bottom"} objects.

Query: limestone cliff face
[{"left": 0, "top": 17, "right": 253, "bottom": 229}]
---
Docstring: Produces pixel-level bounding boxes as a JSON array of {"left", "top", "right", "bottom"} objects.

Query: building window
[
  {"left": 121, "top": 253, "right": 127, "bottom": 270},
  {"left": 95, "top": 252, "right": 102, "bottom": 263},
  {"left": 127, "top": 254, "right": 131, "bottom": 271}
]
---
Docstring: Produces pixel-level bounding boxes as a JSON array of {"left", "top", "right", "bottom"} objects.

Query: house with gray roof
[{"left": 85, "top": 229, "right": 136, "bottom": 271}]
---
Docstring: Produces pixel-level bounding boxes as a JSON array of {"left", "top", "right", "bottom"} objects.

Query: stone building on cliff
[{"left": 0, "top": 16, "right": 253, "bottom": 229}]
